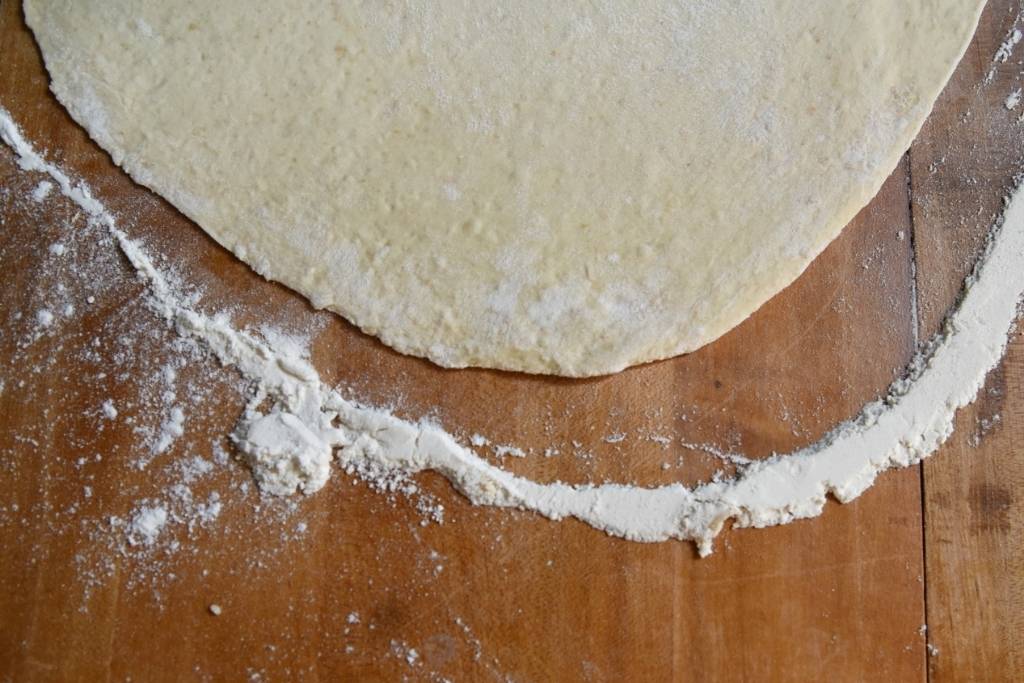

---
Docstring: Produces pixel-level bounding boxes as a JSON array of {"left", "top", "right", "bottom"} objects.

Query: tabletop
[{"left": 1, "top": 1, "right": 1022, "bottom": 681}]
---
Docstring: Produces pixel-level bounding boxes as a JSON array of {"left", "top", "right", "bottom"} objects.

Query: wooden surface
[{"left": 0, "top": 1, "right": 1021, "bottom": 680}]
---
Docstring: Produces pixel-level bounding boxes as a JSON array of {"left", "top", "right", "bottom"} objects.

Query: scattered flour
[
  {"left": 31, "top": 178, "right": 52, "bottom": 202},
  {"left": 492, "top": 444, "right": 526, "bottom": 458},
  {"left": 127, "top": 504, "right": 167, "bottom": 546},
  {"left": 153, "top": 405, "right": 186, "bottom": 455},
  {"left": 101, "top": 399, "right": 118, "bottom": 419},
  {"left": 2, "top": 102, "right": 1023, "bottom": 558},
  {"left": 390, "top": 640, "right": 420, "bottom": 667},
  {"left": 994, "top": 28, "right": 1023, "bottom": 64},
  {"left": 987, "top": 24, "right": 1023, "bottom": 83}
]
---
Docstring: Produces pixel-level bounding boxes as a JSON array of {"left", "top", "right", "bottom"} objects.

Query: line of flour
[{"left": 3, "top": 106, "right": 1021, "bottom": 556}]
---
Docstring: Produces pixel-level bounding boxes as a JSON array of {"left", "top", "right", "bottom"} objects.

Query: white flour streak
[
  {"left": 3, "top": 106, "right": 1022, "bottom": 556},
  {"left": 987, "top": 23, "right": 1023, "bottom": 83},
  {"left": 995, "top": 27, "right": 1023, "bottom": 64}
]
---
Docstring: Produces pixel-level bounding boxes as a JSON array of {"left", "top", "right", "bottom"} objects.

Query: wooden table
[{"left": 1, "top": 1, "right": 1021, "bottom": 680}]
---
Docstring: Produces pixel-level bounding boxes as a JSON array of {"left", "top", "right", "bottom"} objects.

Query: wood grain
[{"left": 0, "top": 0, "right": 1019, "bottom": 680}]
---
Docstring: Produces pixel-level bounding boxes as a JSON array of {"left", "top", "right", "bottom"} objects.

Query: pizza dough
[{"left": 25, "top": 1, "right": 984, "bottom": 376}]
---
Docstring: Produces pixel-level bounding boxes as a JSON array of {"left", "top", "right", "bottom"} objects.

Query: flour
[
  {"left": 2, "top": 105, "right": 1022, "bottom": 556},
  {"left": 987, "top": 23, "right": 1024, "bottom": 84},
  {"left": 390, "top": 640, "right": 420, "bottom": 667},
  {"left": 101, "top": 399, "right": 118, "bottom": 419},
  {"left": 31, "top": 179, "right": 52, "bottom": 202},
  {"left": 153, "top": 405, "right": 185, "bottom": 455},
  {"left": 127, "top": 504, "right": 167, "bottom": 546},
  {"left": 492, "top": 444, "right": 526, "bottom": 458},
  {"left": 995, "top": 28, "right": 1023, "bottom": 64},
  {"left": 680, "top": 441, "right": 754, "bottom": 469}
]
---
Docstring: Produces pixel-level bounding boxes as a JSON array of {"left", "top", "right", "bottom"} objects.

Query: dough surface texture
[{"left": 26, "top": 1, "right": 984, "bottom": 375}]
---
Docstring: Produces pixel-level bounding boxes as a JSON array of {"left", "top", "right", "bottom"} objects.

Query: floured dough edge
[{"left": 22, "top": 4, "right": 987, "bottom": 377}]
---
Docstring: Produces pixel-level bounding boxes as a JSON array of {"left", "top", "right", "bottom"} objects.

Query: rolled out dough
[{"left": 26, "top": 1, "right": 984, "bottom": 376}]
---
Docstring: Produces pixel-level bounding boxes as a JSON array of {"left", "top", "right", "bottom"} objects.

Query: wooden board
[
  {"left": 0, "top": 1, "right": 1020, "bottom": 680},
  {"left": 909, "top": 2, "right": 1024, "bottom": 677}
]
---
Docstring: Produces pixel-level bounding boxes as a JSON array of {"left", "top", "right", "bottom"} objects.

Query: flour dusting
[
  {"left": 2, "top": 106, "right": 1022, "bottom": 557},
  {"left": 987, "top": 22, "right": 1024, "bottom": 83}
]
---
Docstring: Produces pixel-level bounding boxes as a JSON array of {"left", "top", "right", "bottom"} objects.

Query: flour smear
[{"left": 2, "top": 107, "right": 1022, "bottom": 556}]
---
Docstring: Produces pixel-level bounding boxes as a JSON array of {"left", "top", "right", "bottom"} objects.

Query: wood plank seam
[{"left": 905, "top": 144, "right": 936, "bottom": 683}]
